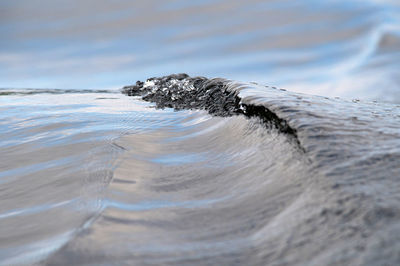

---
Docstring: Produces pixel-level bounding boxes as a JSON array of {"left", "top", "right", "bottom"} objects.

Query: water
[
  {"left": 1, "top": 79, "right": 400, "bottom": 265},
  {"left": 1, "top": 0, "right": 400, "bottom": 265},
  {"left": 1, "top": 88, "right": 308, "bottom": 265},
  {"left": 1, "top": 0, "right": 400, "bottom": 102}
]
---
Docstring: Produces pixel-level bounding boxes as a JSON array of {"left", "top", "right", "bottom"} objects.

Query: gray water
[
  {"left": 1, "top": 0, "right": 400, "bottom": 265},
  {"left": 1, "top": 0, "right": 400, "bottom": 102},
  {"left": 1, "top": 82, "right": 400, "bottom": 265}
]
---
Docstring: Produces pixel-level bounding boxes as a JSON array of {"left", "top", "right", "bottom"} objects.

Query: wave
[
  {"left": 1, "top": 76, "right": 400, "bottom": 265},
  {"left": 115, "top": 74, "right": 400, "bottom": 265},
  {"left": 122, "top": 74, "right": 298, "bottom": 137}
]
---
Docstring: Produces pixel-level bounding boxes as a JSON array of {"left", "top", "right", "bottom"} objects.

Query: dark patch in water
[{"left": 96, "top": 97, "right": 119, "bottom": 100}]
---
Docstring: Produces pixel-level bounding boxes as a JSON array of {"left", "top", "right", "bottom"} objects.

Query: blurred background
[{"left": 1, "top": 0, "right": 399, "bottom": 102}]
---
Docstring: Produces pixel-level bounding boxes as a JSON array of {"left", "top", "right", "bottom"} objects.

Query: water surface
[
  {"left": 1, "top": 0, "right": 400, "bottom": 102},
  {"left": 1, "top": 82, "right": 400, "bottom": 265},
  {"left": 1, "top": 0, "right": 400, "bottom": 265}
]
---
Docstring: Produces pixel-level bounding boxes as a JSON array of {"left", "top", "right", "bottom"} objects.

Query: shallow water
[
  {"left": 1, "top": 82, "right": 400, "bottom": 265},
  {"left": 0, "top": 90, "right": 186, "bottom": 264}
]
